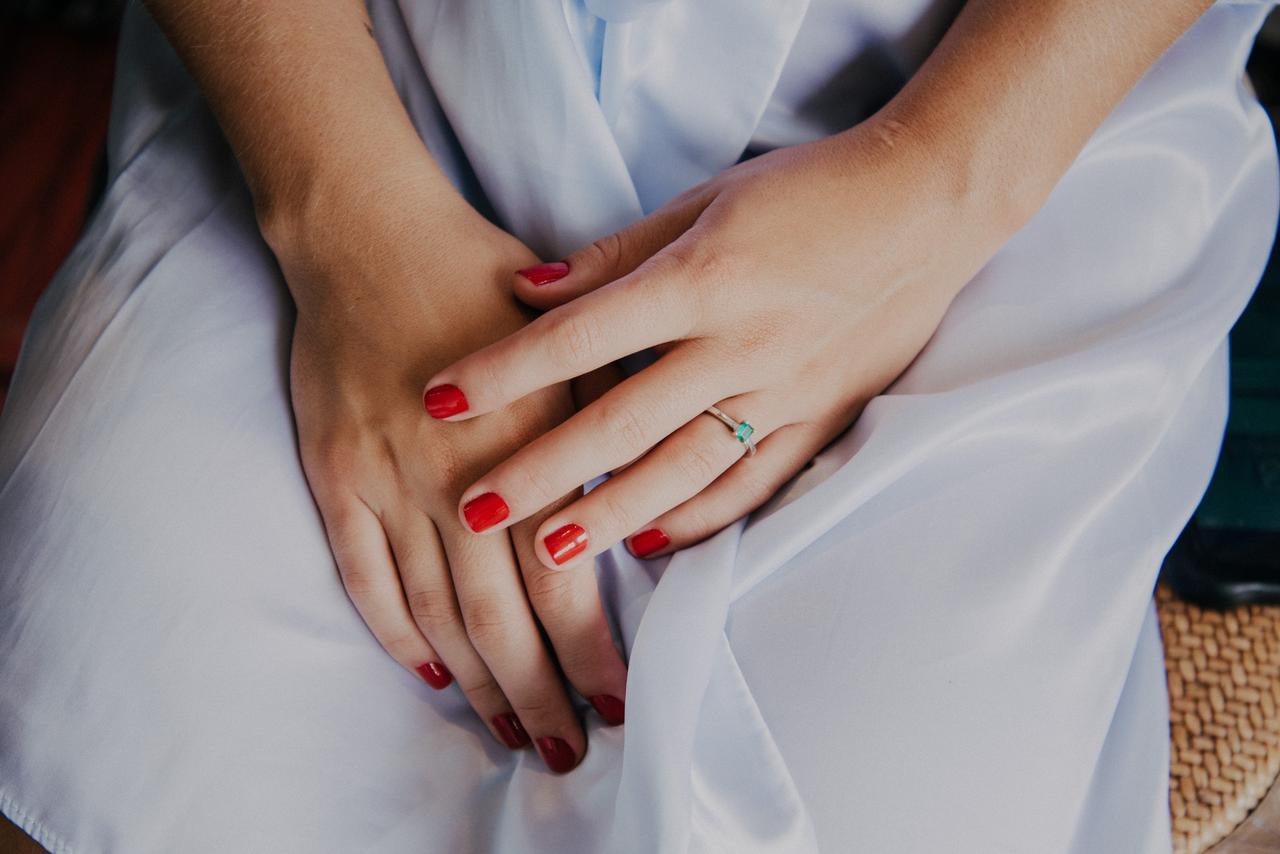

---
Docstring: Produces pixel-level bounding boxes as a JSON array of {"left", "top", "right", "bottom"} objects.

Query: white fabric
[{"left": 1, "top": 2, "right": 1276, "bottom": 852}]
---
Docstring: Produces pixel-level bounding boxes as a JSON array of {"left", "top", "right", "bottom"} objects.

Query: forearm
[
  {"left": 874, "top": 0, "right": 1214, "bottom": 241},
  {"left": 143, "top": 0, "right": 456, "bottom": 255}
]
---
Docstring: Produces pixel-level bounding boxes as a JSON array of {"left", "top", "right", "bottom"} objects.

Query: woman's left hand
[{"left": 422, "top": 116, "right": 1016, "bottom": 569}]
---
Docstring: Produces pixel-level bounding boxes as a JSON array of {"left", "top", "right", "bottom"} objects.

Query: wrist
[
  {"left": 858, "top": 96, "right": 1055, "bottom": 253},
  {"left": 254, "top": 147, "right": 459, "bottom": 266}
]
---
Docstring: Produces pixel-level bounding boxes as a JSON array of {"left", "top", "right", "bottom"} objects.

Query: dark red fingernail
[
  {"left": 416, "top": 661, "right": 453, "bottom": 690},
  {"left": 517, "top": 261, "right": 569, "bottom": 286},
  {"left": 424, "top": 384, "right": 468, "bottom": 418},
  {"left": 629, "top": 528, "right": 670, "bottom": 559},
  {"left": 535, "top": 736, "right": 577, "bottom": 773},
  {"left": 589, "top": 694, "right": 626, "bottom": 726},
  {"left": 492, "top": 713, "right": 531, "bottom": 749},
  {"left": 544, "top": 523, "right": 588, "bottom": 566},
  {"left": 463, "top": 492, "right": 509, "bottom": 532}
]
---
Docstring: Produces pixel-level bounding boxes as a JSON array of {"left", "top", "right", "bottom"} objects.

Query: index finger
[{"left": 422, "top": 254, "right": 694, "bottom": 420}]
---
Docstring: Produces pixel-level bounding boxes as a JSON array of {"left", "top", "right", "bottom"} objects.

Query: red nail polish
[
  {"left": 589, "top": 694, "right": 626, "bottom": 726},
  {"left": 492, "top": 713, "right": 531, "bottom": 749},
  {"left": 629, "top": 528, "right": 670, "bottom": 559},
  {"left": 463, "top": 492, "right": 509, "bottom": 532},
  {"left": 517, "top": 261, "right": 569, "bottom": 286},
  {"left": 544, "top": 523, "right": 588, "bottom": 565},
  {"left": 424, "top": 384, "right": 468, "bottom": 418},
  {"left": 416, "top": 661, "right": 453, "bottom": 690},
  {"left": 535, "top": 736, "right": 577, "bottom": 773}
]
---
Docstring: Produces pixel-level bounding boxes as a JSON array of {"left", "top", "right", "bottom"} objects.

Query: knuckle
[
  {"left": 595, "top": 400, "right": 652, "bottom": 459},
  {"left": 555, "top": 644, "right": 608, "bottom": 683},
  {"left": 508, "top": 693, "right": 558, "bottom": 722},
  {"left": 456, "top": 671, "right": 502, "bottom": 700},
  {"left": 594, "top": 488, "right": 636, "bottom": 537},
  {"left": 505, "top": 457, "right": 562, "bottom": 507},
  {"left": 339, "top": 567, "right": 377, "bottom": 599},
  {"left": 546, "top": 308, "right": 605, "bottom": 364},
  {"left": 523, "top": 564, "right": 582, "bottom": 606},
  {"left": 663, "top": 240, "right": 735, "bottom": 294},
  {"left": 580, "top": 231, "right": 625, "bottom": 278},
  {"left": 673, "top": 437, "right": 725, "bottom": 485},
  {"left": 406, "top": 587, "right": 463, "bottom": 632},
  {"left": 459, "top": 596, "right": 518, "bottom": 650}
]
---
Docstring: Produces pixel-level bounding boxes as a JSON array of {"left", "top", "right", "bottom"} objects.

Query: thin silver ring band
[{"left": 704, "top": 405, "right": 757, "bottom": 457}]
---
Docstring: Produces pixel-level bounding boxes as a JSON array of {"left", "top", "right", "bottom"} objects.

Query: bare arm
[
  {"left": 142, "top": 0, "right": 455, "bottom": 296},
  {"left": 887, "top": 0, "right": 1216, "bottom": 236},
  {"left": 416, "top": 0, "right": 1224, "bottom": 568},
  {"left": 141, "top": 0, "right": 630, "bottom": 770}
]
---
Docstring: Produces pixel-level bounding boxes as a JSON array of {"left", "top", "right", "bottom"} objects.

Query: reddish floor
[{"left": 0, "top": 22, "right": 116, "bottom": 407}]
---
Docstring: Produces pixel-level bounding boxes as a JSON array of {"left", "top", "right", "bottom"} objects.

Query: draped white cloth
[{"left": 1, "top": 1, "right": 1277, "bottom": 851}]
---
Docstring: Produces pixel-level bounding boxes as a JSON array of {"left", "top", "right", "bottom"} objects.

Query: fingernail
[
  {"left": 492, "top": 713, "right": 531, "bottom": 749},
  {"left": 517, "top": 261, "right": 569, "bottom": 286},
  {"left": 416, "top": 661, "right": 453, "bottom": 690},
  {"left": 589, "top": 694, "right": 626, "bottom": 726},
  {"left": 424, "top": 384, "right": 468, "bottom": 418},
  {"left": 629, "top": 528, "right": 670, "bottom": 559},
  {"left": 544, "top": 523, "right": 588, "bottom": 566},
  {"left": 535, "top": 736, "right": 577, "bottom": 773},
  {"left": 463, "top": 492, "right": 509, "bottom": 532}
]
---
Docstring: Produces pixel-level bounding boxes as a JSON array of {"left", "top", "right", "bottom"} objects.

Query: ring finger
[
  {"left": 456, "top": 346, "right": 737, "bottom": 535},
  {"left": 531, "top": 393, "right": 779, "bottom": 570}
]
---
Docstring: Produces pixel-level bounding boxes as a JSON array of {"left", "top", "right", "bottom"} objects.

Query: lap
[{"left": 0, "top": 43, "right": 1276, "bottom": 852}]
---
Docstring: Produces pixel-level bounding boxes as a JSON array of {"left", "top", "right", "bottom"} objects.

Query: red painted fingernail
[
  {"left": 517, "top": 261, "right": 569, "bottom": 286},
  {"left": 544, "top": 523, "right": 588, "bottom": 566},
  {"left": 492, "top": 713, "right": 531, "bottom": 749},
  {"left": 424, "top": 384, "right": 468, "bottom": 418},
  {"left": 629, "top": 528, "right": 670, "bottom": 559},
  {"left": 589, "top": 694, "right": 626, "bottom": 726},
  {"left": 535, "top": 736, "right": 577, "bottom": 773},
  {"left": 416, "top": 661, "right": 453, "bottom": 690},
  {"left": 463, "top": 492, "right": 509, "bottom": 533}
]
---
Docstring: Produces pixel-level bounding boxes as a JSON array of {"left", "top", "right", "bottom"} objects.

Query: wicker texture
[{"left": 1158, "top": 585, "right": 1280, "bottom": 853}]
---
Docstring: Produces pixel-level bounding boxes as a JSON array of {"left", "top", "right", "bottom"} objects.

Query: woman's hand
[
  {"left": 420, "top": 117, "right": 1015, "bottom": 567},
  {"left": 279, "top": 168, "right": 627, "bottom": 772}
]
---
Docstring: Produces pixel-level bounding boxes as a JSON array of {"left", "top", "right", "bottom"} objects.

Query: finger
[
  {"left": 457, "top": 346, "right": 735, "bottom": 533},
  {"left": 627, "top": 423, "right": 829, "bottom": 559},
  {"left": 510, "top": 509, "right": 629, "bottom": 727},
  {"left": 512, "top": 201, "right": 705, "bottom": 310},
  {"left": 383, "top": 505, "right": 529, "bottom": 751},
  {"left": 437, "top": 522, "right": 588, "bottom": 773},
  {"left": 317, "top": 496, "right": 449, "bottom": 689},
  {"left": 532, "top": 393, "right": 781, "bottom": 570},
  {"left": 423, "top": 247, "right": 701, "bottom": 421}
]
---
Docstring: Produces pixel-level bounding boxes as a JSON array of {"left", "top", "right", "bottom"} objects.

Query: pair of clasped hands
[{"left": 284, "top": 121, "right": 998, "bottom": 774}]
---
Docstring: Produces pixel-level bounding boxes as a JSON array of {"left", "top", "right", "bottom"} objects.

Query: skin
[
  {"left": 0, "top": 9, "right": 1216, "bottom": 844},
  {"left": 0, "top": 0, "right": 1222, "bottom": 847},
  {"left": 140, "top": 0, "right": 628, "bottom": 773},
  {"left": 430, "top": 0, "right": 1217, "bottom": 572}
]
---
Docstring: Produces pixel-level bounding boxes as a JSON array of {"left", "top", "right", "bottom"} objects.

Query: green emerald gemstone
[{"left": 735, "top": 422, "right": 755, "bottom": 443}]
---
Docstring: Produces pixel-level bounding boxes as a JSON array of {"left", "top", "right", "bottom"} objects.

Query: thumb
[{"left": 512, "top": 199, "right": 704, "bottom": 310}]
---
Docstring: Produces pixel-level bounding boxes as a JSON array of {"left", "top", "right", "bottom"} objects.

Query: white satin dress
[{"left": 1, "top": 1, "right": 1277, "bottom": 852}]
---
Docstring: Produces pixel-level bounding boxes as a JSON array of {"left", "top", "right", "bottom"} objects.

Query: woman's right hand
[{"left": 270, "top": 164, "right": 627, "bottom": 773}]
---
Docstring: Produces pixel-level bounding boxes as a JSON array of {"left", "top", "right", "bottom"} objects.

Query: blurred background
[{"left": 0, "top": 2, "right": 1277, "bottom": 595}]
